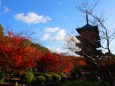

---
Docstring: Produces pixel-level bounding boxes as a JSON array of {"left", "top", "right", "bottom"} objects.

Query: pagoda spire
[{"left": 86, "top": 11, "right": 89, "bottom": 24}]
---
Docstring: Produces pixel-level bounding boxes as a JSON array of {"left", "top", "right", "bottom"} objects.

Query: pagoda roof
[
  {"left": 75, "top": 23, "right": 100, "bottom": 43},
  {"left": 76, "top": 24, "right": 98, "bottom": 32}
]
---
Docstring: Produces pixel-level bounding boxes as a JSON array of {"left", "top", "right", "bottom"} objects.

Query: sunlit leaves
[{"left": 0, "top": 31, "right": 41, "bottom": 72}]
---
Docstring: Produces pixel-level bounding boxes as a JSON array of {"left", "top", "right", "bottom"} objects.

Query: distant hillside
[{"left": 0, "top": 24, "right": 50, "bottom": 54}]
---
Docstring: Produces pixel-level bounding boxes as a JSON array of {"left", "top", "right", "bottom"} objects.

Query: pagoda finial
[{"left": 86, "top": 11, "right": 89, "bottom": 24}]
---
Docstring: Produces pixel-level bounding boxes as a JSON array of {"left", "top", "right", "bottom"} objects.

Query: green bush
[
  {"left": 0, "top": 71, "right": 5, "bottom": 82},
  {"left": 34, "top": 71, "right": 41, "bottom": 76},
  {"left": 59, "top": 72, "right": 67, "bottom": 81},
  {"left": 45, "top": 73, "right": 53, "bottom": 82},
  {"left": 20, "top": 70, "right": 34, "bottom": 84},
  {"left": 37, "top": 76, "right": 46, "bottom": 82},
  {"left": 52, "top": 73, "right": 61, "bottom": 82},
  {"left": 59, "top": 72, "right": 67, "bottom": 77}
]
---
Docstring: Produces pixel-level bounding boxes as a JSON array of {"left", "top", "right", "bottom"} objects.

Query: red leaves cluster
[
  {"left": 40, "top": 55, "right": 74, "bottom": 74},
  {"left": 0, "top": 30, "right": 75, "bottom": 74},
  {"left": 37, "top": 52, "right": 59, "bottom": 72},
  {"left": 0, "top": 32, "right": 41, "bottom": 72},
  {"left": 59, "top": 56, "right": 74, "bottom": 74},
  {"left": 78, "top": 58, "right": 86, "bottom": 66}
]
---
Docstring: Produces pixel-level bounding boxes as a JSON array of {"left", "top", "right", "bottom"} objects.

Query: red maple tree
[
  {"left": 36, "top": 52, "right": 59, "bottom": 72},
  {"left": 0, "top": 32, "right": 41, "bottom": 73}
]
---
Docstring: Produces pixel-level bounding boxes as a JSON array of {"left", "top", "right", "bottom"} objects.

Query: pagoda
[{"left": 75, "top": 13, "right": 102, "bottom": 63}]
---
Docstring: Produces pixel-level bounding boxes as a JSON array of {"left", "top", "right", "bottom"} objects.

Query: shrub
[
  {"left": 59, "top": 72, "right": 67, "bottom": 81},
  {"left": 20, "top": 70, "right": 34, "bottom": 83},
  {"left": 34, "top": 71, "right": 41, "bottom": 76},
  {"left": 0, "top": 71, "right": 5, "bottom": 82},
  {"left": 37, "top": 76, "right": 46, "bottom": 82},
  {"left": 45, "top": 73, "right": 53, "bottom": 82},
  {"left": 52, "top": 73, "right": 61, "bottom": 82}
]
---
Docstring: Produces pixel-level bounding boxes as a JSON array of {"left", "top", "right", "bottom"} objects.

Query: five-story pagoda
[{"left": 75, "top": 13, "right": 102, "bottom": 64}]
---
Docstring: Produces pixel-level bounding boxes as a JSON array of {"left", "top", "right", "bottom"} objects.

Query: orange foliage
[
  {"left": 36, "top": 52, "right": 59, "bottom": 72},
  {"left": 46, "top": 55, "right": 74, "bottom": 74},
  {"left": 0, "top": 31, "right": 41, "bottom": 72},
  {"left": 0, "top": 29, "right": 75, "bottom": 74},
  {"left": 78, "top": 59, "right": 87, "bottom": 66}
]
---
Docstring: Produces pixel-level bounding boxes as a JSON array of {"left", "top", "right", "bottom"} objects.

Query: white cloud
[
  {"left": 42, "top": 27, "right": 66, "bottom": 42},
  {"left": 55, "top": 29, "right": 66, "bottom": 41},
  {"left": 0, "top": 1, "right": 9, "bottom": 14},
  {"left": 45, "top": 46, "right": 62, "bottom": 53},
  {"left": 55, "top": 48, "right": 61, "bottom": 52},
  {"left": 43, "top": 34, "right": 50, "bottom": 40},
  {"left": 44, "top": 27, "right": 60, "bottom": 33},
  {"left": 14, "top": 12, "right": 51, "bottom": 25}
]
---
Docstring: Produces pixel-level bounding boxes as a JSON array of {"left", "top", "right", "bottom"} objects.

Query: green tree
[{"left": 0, "top": 24, "right": 4, "bottom": 36}]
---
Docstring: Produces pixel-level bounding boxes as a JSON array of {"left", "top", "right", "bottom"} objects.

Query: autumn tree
[
  {"left": 36, "top": 52, "right": 59, "bottom": 72},
  {"left": 47, "top": 54, "right": 74, "bottom": 74},
  {"left": 0, "top": 27, "right": 41, "bottom": 75}
]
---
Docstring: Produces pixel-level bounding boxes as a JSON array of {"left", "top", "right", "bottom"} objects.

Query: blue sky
[{"left": 0, "top": 0, "right": 115, "bottom": 55}]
